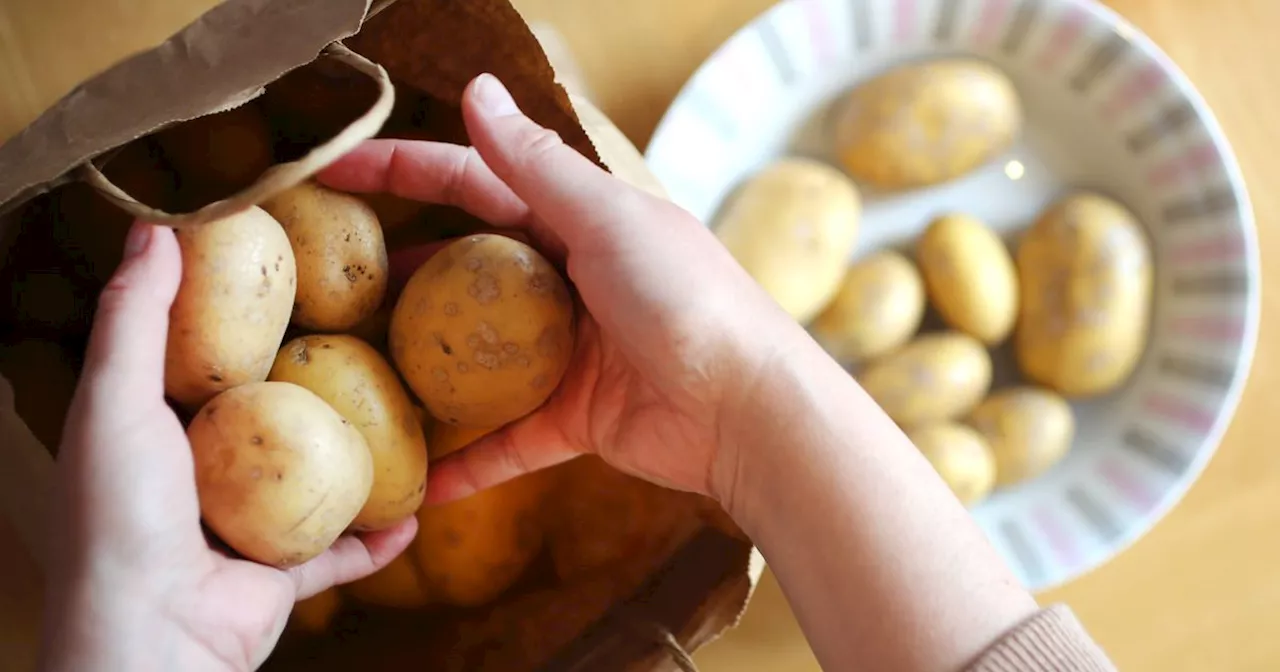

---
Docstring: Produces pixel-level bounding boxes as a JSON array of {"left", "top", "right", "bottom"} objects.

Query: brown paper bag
[{"left": 0, "top": 0, "right": 759, "bottom": 668}]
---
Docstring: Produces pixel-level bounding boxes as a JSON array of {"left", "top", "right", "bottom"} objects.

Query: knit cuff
[{"left": 964, "top": 605, "right": 1116, "bottom": 672}]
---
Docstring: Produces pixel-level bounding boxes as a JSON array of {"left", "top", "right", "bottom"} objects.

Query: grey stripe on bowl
[
  {"left": 1162, "top": 189, "right": 1238, "bottom": 225},
  {"left": 1158, "top": 354, "right": 1235, "bottom": 388},
  {"left": 1070, "top": 32, "right": 1130, "bottom": 92},
  {"left": 1001, "top": 0, "right": 1042, "bottom": 55},
  {"left": 1122, "top": 427, "right": 1191, "bottom": 475},
  {"left": 999, "top": 519, "right": 1045, "bottom": 586},
  {"left": 1065, "top": 487, "right": 1123, "bottom": 542}
]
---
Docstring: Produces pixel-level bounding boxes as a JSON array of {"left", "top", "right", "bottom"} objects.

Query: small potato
[
  {"left": 389, "top": 234, "right": 575, "bottom": 428},
  {"left": 970, "top": 387, "right": 1075, "bottom": 487},
  {"left": 859, "top": 332, "right": 991, "bottom": 426},
  {"left": 155, "top": 104, "right": 274, "bottom": 203},
  {"left": 908, "top": 423, "right": 997, "bottom": 505},
  {"left": 263, "top": 182, "right": 389, "bottom": 331},
  {"left": 413, "top": 470, "right": 549, "bottom": 607},
  {"left": 1016, "top": 193, "right": 1152, "bottom": 396},
  {"left": 268, "top": 335, "right": 427, "bottom": 531},
  {"left": 811, "top": 250, "right": 925, "bottom": 363},
  {"left": 165, "top": 206, "right": 296, "bottom": 409},
  {"left": 835, "top": 59, "right": 1021, "bottom": 190},
  {"left": 918, "top": 213, "right": 1018, "bottom": 344},
  {"left": 715, "top": 158, "right": 861, "bottom": 323},
  {"left": 188, "top": 382, "right": 373, "bottom": 568},
  {"left": 544, "top": 456, "right": 703, "bottom": 582},
  {"left": 345, "top": 551, "right": 431, "bottom": 608}
]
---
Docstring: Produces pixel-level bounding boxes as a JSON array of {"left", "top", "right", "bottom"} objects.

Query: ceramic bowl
[{"left": 644, "top": 0, "right": 1259, "bottom": 591}]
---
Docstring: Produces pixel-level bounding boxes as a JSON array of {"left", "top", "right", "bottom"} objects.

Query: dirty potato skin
[
  {"left": 428, "top": 421, "right": 492, "bottom": 461},
  {"left": 918, "top": 213, "right": 1018, "bottom": 345},
  {"left": 164, "top": 206, "right": 296, "bottom": 409},
  {"left": 268, "top": 335, "right": 428, "bottom": 531},
  {"left": 1016, "top": 193, "right": 1153, "bottom": 397},
  {"left": 188, "top": 382, "right": 373, "bottom": 568},
  {"left": 908, "top": 423, "right": 997, "bottom": 506},
  {"left": 858, "top": 332, "right": 992, "bottom": 426},
  {"left": 835, "top": 59, "right": 1021, "bottom": 190},
  {"left": 389, "top": 234, "right": 575, "bottom": 428},
  {"left": 714, "top": 158, "right": 861, "bottom": 323},
  {"left": 263, "top": 181, "right": 389, "bottom": 331},
  {"left": 811, "top": 250, "right": 926, "bottom": 363},
  {"left": 970, "top": 387, "right": 1075, "bottom": 487}
]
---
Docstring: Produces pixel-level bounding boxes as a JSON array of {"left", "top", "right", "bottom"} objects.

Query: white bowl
[{"left": 644, "top": 0, "right": 1259, "bottom": 591}]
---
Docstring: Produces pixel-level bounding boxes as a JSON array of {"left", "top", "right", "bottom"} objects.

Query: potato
[
  {"left": 155, "top": 104, "right": 274, "bottom": 203},
  {"left": 290, "top": 588, "right": 341, "bottom": 634},
  {"left": 428, "top": 420, "right": 492, "bottom": 461},
  {"left": 262, "top": 182, "right": 389, "bottom": 331},
  {"left": 714, "top": 159, "right": 861, "bottom": 323},
  {"left": 188, "top": 382, "right": 373, "bottom": 568},
  {"left": 908, "top": 423, "right": 996, "bottom": 506},
  {"left": 268, "top": 335, "right": 427, "bottom": 531},
  {"left": 970, "top": 387, "right": 1075, "bottom": 487},
  {"left": 413, "top": 470, "right": 549, "bottom": 607},
  {"left": 1016, "top": 193, "right": 1152, "bottom": 396},
  {"left": 858, "top": 332, "right": 991, "bottom": 426},
  {"left": 810, "top": 250, "right": 925, "bottom": 363},
  {"left": 545, "top": 456, "right": 703, "bottom": 582},
  {"left": 918, "top": 213, "right": 1018, "bottom": 345},
  {"left": 389, "top": 234, "right": 575, "bottom": 428},
  {"left": 165, "top": 206, "right": 296, "bottom": 409},
  {"left": 834, "top": 59, "right": 1021, "bottom": 190},
  {"left": 345, "top": 551, "right": 431, "bottom": 608}
]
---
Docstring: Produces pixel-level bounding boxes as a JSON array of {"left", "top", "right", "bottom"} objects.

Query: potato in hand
[
  {"left": 263, "top": 181, "right": 389, "bottom": 332},
  {"left": 390, "top": 234, "right": 574, "bottom": 428},
  {"left": 268, "top": 334, "right": 428, "bottom": 531},
  {"left": 188, "top": 381, "right": 373, "bottom": 568}
]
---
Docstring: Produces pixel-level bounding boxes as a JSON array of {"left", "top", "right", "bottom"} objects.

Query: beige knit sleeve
[{"left": 964, "top": 605, "right": 1117, "bottom": 672}]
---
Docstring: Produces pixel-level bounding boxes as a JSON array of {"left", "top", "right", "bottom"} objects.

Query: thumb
[
  {"left": 79, "top": 222, "right": 182, "bottom": 401},
  {"left": 461, "top": 73, "right": 658, "bottom": 250}
]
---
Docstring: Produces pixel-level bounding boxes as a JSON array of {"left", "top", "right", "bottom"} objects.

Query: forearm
[{"left": 724, "top": 331, "right": 1037, "bottom": 672}]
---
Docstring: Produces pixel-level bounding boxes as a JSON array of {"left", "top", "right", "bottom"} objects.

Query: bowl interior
[{"left": 644, "top": 0, "right": 1258, "bottom": 590}]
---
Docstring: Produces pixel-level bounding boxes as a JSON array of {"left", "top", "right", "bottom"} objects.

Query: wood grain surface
[{"left": 1, "top": 1, "right": 1277, "bottom": 670}]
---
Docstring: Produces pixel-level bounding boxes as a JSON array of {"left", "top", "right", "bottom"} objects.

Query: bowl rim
[{"left": 643, "top": 0, "right": 1261, "bottom": 591}]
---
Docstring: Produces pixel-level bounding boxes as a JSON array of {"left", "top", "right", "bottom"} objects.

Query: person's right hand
[{"left": 319, "top": 73, "right": 805, "bottom": 510}]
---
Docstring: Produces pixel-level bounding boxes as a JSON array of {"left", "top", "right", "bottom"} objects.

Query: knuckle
[{"left": 513, "top": 125, "right": 564, "bottom": 167}]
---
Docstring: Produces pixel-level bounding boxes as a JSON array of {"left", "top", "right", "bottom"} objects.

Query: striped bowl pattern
[{"left": 644, "top": 0, "right": 1259, "bottom": 591}]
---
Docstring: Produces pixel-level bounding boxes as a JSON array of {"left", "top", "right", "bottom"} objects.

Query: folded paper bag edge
[{"left": 0, "top": 0, "right": 372, "bottom": 216}]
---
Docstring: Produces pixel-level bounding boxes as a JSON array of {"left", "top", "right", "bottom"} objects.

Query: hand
[
  {"left": 319, "top": 74, "right": 804, "bottom": 507},
  {"left": 42, "top": 222, "right": 417, "bottom": 672}
]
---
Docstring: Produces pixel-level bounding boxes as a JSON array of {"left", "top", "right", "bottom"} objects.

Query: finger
[
  {"left": 79, "top": 222, "right": 182, "bottom": 401},
  {"left": 461, "top": 73, "right": 662, "bottom": 249},
  {"left": 425, "top": 411, "right": 578, "bottom": 504},
  {"left": 286, "top": 516, "right": 418, "bottom": 600},
  {"left": 317, "top": 139, "right": 530, "bottom": 226}
]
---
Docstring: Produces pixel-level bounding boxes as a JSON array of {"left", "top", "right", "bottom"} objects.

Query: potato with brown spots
[
  {"left": 834, "top": 59, "right": 1021, "bottom": 190},
  {"left": 908, "top": 423, "right": 997, "bottom": 506},
  {"left": 165, "top": 206, "right": 296, "bottom": 409},
  {"left": 858, "top": 332, "right": 992, "bottom": 426},
  {"left": 714, "top": 158, "right": 861, "bottom": 323},
  {"left": 268, "top": 335, "right": 427, "bottom": 531},
  {"left": 263, "top": 181, "right": 389, "bottom": 332},
  {"left": 918, "top": 213, "right": 1018, "bottom": 345},
  {"left": 811, "top": 250, "right": 926, "bottom": 363},
  {"left": 188, "top": 382, "right": 373, "bottom": 568},
  {"left": 389, "top": 234, "right": 574, "bottom": 428},
  {"left": 970, "top": 387, "right": 1075, "bottom": 487},
  {"left": 1016, "top": 193, "right": 1152, "bottom": 397}
]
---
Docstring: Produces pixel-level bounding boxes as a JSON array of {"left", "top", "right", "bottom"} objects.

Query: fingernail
[
  {"left": 122, "top": 221, "right": 151, "bottom": 259},
  {"left": 473, "top": 73, "right": 520, "bottom": 117}
]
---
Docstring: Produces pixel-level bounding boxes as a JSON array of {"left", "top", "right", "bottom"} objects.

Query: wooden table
[{"left": 2, "top": 1, "right": 1278, "bottom": 669}]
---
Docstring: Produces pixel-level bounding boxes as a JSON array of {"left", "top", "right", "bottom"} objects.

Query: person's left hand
[{"left": 41, "top": 221, "right": 417, "bottom": 672}]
